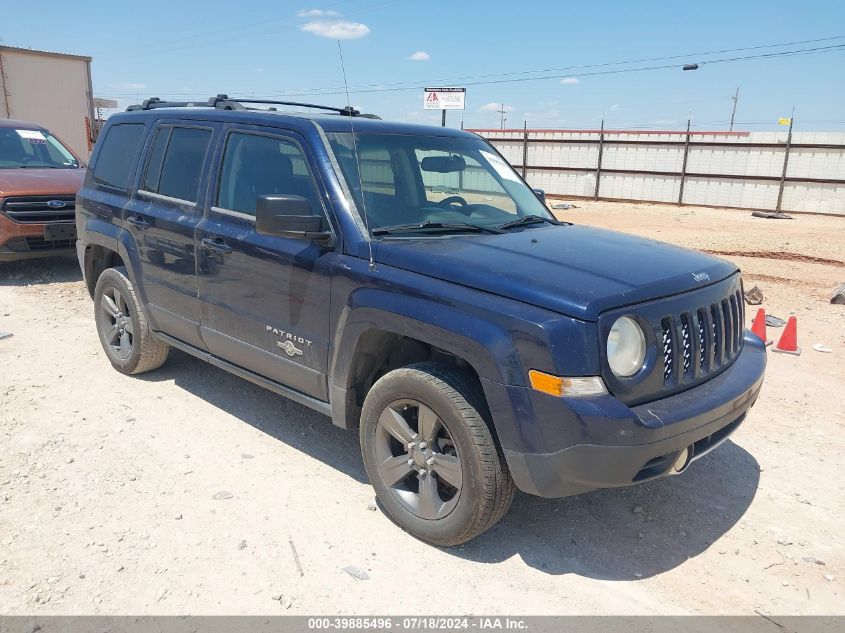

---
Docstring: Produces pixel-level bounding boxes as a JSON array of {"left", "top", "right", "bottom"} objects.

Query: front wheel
[{"left": 360, "top": 362, "right": 515, "bottom": 545}]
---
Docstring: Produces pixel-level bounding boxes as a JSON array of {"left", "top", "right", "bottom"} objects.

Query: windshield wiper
[
  {"left": 8, "top": 164, "right": 58, "bottom": 169},
  {"left": 498, "top": 215, "right": 564, "bottom": 230},
  {"left": 373, "top": 221, "right": 504, "bottom": 236}
]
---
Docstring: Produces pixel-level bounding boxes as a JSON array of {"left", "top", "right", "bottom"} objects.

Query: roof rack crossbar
[
  {"left": 125, "top": 96, "right": 240, "bottom": 111},
  {"left": 126, "top": 94, "right": 363, "bottom": 117},
  {"left": 214, "top": 95, "right": 360, "bottom": 116}
]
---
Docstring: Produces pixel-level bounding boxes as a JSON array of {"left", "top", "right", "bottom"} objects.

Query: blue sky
[{"left": 3, "top": 0, "right": 844, "bottom": 130}]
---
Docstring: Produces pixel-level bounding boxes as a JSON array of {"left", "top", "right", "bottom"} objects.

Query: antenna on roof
[{"left": 337, "top": 39, "right": 375, "bottom": 272}]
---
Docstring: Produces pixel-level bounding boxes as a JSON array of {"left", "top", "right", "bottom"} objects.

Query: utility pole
[
  {"left": 497, "top": 104, "right": 507, "bottom": 129},
  {"left": 678, "top": 117, "right": 692, "bottom": 205},
  {"left": 775, "top": 106, "right": 795, "bottom": 212},
  {"left": 594, "top": 117, "right": 605, "bottom": 201},
  {"left": 729, "top": 87, "right": 740, "bottom": 132},
  {"left": 441, "top": 109, "right": 446, "bottom": 127}
]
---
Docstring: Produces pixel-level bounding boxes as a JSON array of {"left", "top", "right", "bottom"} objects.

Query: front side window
[
  {"left": 326, "top": 133, "right": 550, "bottom": 234},
  {"left": 142, "top": 126, "right": 211, "bottom": 203},
  {"left": 92, "top": 123, "right": 145, "bottom": 189},
  {"left": 217, "top": 132, "right": 323, "bottom": 217}
]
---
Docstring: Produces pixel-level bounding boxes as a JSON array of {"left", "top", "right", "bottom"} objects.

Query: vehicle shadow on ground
[
  {"left": 140, "top": 349, "right": 759, "bottom": 581},
  {"left": 137, "top": 348, "right": 369, "bottom": 484},
  {"left": 450, "top": 439, "right": 760, "bottom": 580},
  {"left": 0, "top": 257, "right": 81, "bottom": 286}
]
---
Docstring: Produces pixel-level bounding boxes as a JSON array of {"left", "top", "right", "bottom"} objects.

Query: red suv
[{"left": 0, "top": 118, "right": 85, "bottom": 261}]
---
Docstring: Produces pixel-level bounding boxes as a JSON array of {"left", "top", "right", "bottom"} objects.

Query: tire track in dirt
[
  {"left": 742, "top": 273, "right": 824, "bottom": 290},
  {"left": 703, "top": 250, "right": 845, "bottom": 268}
]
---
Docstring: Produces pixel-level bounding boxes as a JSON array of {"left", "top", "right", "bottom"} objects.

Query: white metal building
[{"left": 0, "top": 45, "right": 96, "bottom": 160}]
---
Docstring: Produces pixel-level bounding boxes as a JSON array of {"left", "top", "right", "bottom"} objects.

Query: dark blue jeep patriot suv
[{"left": 76, "top": 95, "right": 766, "bottom": 545}]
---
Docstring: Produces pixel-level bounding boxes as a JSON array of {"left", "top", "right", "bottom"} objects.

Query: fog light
[{"left": 672, "top": 447, "right": 691, "bottom": 473}]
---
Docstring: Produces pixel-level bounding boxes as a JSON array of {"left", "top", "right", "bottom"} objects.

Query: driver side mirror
[
  {"left": 255, "top": 195, "right": 333, "bottom": 246},
  {"left": 532, "top": 188, "right": 547, "bottom": 205}
]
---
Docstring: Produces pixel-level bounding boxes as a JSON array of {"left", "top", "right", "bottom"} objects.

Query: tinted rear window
[
  {"left": 92, "top": 123, "right": 145, "bottom": 190},
  {"left": 142, "top": 127, "right": 211, "bottom": 203},
  {"left": 142, "top": 127, "right": 170, "bottom": 193}
]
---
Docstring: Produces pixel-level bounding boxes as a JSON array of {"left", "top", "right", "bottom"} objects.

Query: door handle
[
  {"left": 200, "top": 237, "right": 233, "bottom": 255},
  {"left": 126, "top": 215, "right": 149, "bottom": 230}
]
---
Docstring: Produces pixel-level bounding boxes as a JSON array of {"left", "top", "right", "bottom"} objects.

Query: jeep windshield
[
  {"left": 0, "top": 127, "right": 80, "bottom": 169},
  {"left": 326, "top": 132, "right": 554, "bottom": 236}
]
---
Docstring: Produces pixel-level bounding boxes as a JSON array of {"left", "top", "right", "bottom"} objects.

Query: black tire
[
  {"left": 93, "top": 266, "right": 169, "bottom": 375},
  {"left": 360, "top": 362, "right": 515, "bottom": 546}
]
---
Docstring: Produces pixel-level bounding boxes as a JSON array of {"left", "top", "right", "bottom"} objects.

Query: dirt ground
[{"left": 1, "top": 201, "right": 843, "bottom": 616}]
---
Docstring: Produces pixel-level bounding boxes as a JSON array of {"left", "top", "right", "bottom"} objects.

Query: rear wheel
[
  {"left": 94, "top": 266, "right": 169, "bottom": 375},
  {"left": 360, "top": 362, "right": 515, "bottom": 545}
]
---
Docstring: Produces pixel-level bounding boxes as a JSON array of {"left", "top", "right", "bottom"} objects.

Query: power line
[
  {"left": 100, "top": 34, "right": 845, "bottom": 98},
  {"left": 110, "top": 0, "right": 406, "bottom": 62},
  {"left": 261, "top": 34, "right": 845, "bottom": 97},
  {"left": 244, "top": 43, "right": 845, "bottom": 98}
]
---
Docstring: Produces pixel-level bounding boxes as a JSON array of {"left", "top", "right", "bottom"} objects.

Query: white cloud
[
  {"left": 408, "top": 51, "right": 430, "bottom": 61},
  {"left": 300, "top": 19, "right": 370, "bottom": 39},
  {"left": 479, "top": 102, "right": 515, "bottom": 112},
  {"left": 297, "top": 8, "right": 340, "bottom": 17},
  {"left": 560, "top": 77, "right": 580, "bottom": 85},
  {"left": 254, "top": 68, "right": 265, "bottom": 73},
  {"left": 653, "top": 119, "right": 677, "bottom": 125},
  {"left": 117, "top": 82, "right": 146, "bottom": 90},
  {"left": 609, "top": 103, "right": 621, "bottom": 111},
  {"left": 524, "top": 109, "right": 561, "bottom": 121}
]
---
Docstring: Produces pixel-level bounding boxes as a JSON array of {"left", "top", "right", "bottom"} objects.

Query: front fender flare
[{"left": 330, "top": 288, "right": 523, "bottom": 389}]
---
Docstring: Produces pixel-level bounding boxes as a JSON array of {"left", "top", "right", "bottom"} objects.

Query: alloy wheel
[
  {"left": 100, "top": 286, "right": 134, "bottom": 360},
  {"left": 375, "top": 399, "right": 463, "bottom": 520}
]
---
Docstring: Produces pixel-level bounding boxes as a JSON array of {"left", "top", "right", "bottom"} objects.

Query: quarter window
[
  {"left": 92, "top": 123, "right": 145, "bottom": 190},
  {"left": 142, "top": 126, "right": 211, "bottom": 203}
]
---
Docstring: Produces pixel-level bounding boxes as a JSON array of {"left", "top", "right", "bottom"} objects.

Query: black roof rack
[{"left": 126, "top": 94, "right": 379, "bottom": 118}]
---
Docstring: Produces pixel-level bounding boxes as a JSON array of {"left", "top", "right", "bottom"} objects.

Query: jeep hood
[
  {"left": 374, "top": 224, "right": 738, "bottom": 321},
  {"left": 0, "top": 168, "right": 85, "bottom": 198}
]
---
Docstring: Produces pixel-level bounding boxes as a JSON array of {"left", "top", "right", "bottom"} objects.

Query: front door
[
  {"left": 196, "top": 126, "right": 337, "bottom": 401},
  {"left": 124, "top": 121, "right": 218, "bottom": 349}
]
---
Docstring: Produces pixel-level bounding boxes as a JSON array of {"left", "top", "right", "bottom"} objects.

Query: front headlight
[{"left": 607, "top": 316, "right": 646, "bottom": 377}]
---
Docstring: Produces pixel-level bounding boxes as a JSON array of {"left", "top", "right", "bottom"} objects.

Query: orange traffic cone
[
  {"left": 750, "top": 308, "right": 773, "bottom": 346},
  {"left": 773, "top": 316, "right": 801, "bottom": 355}
]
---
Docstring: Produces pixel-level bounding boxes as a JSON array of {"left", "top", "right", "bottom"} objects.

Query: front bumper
[
  {"left": 0, "top": 213, "right": 76, "bottom": 261},
  {"left": 500, "top": 332, "right": 766, "bottom": 497}
]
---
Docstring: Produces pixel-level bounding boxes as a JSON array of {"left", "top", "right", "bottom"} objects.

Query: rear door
[
  {"left": 123, "top": 121, "right": 219, "bottom": 349},
  {"left": 196, "top": 125, "right": 337, "bottom": 401},
  {"left": 77, "top": 121, "right": 147, "bottom": 250}
]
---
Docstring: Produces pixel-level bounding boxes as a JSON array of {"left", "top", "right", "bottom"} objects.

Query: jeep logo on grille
[
  {"left": 692, "top": 272, "right": 711, "bottom": 282},
  {"left": 46, "top": 200, "right": 67, "bottom": 209}
]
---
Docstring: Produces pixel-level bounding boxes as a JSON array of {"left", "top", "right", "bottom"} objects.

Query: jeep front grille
[
  {"left": 680, "top": 314, "right": 692, "bottom": 374},
  {"left": 661, "top": 321, "right": 673, "bottom": 381},
  {"left": 1, "top": 196, "right": 76, "bottom": 223},
  {"left": 661, "top": 288, "right": 744, "bottom": 387}
]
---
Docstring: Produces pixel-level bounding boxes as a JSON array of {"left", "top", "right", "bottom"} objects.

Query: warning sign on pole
[{"left": 424, "top": 87, "right": 466, "bottom": 110}]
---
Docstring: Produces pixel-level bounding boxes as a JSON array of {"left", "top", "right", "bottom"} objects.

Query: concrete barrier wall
[{"left": 472, "top": 128, "right": 845, "bottom": 216}]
